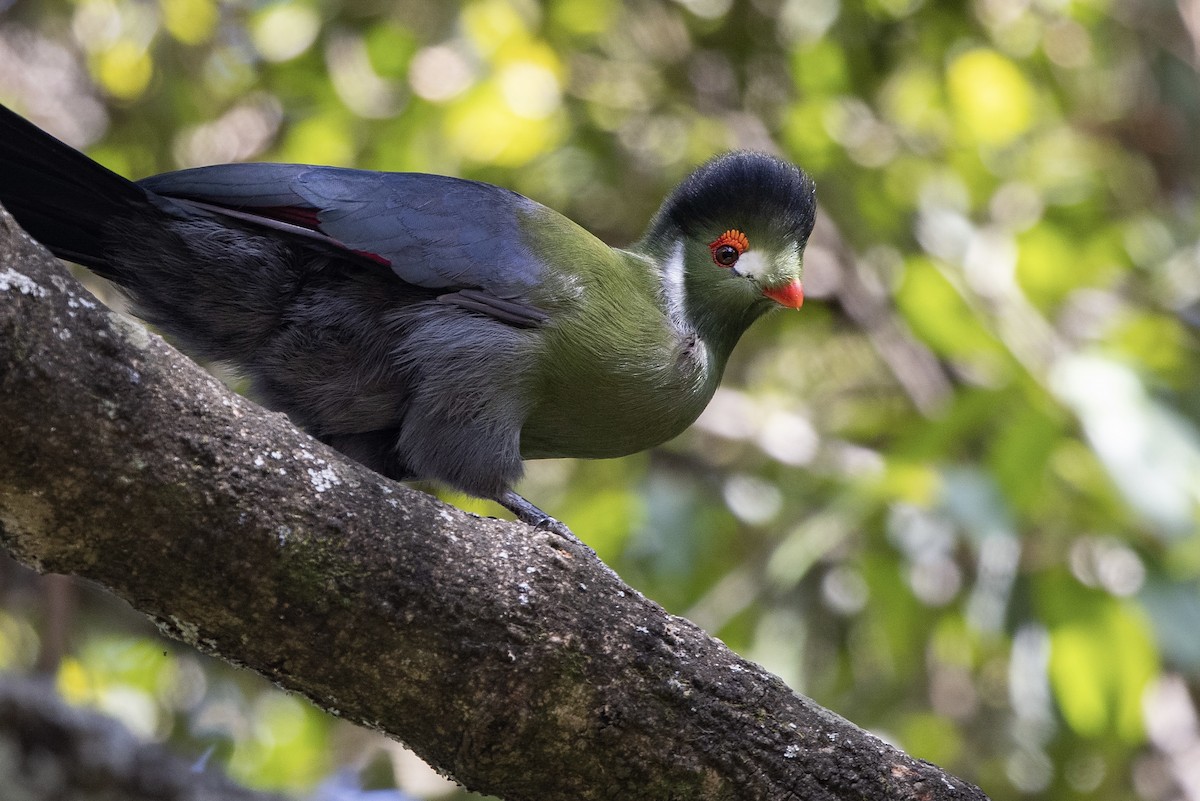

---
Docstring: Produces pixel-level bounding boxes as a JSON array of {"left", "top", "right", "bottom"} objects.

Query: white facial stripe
[{"left": 661, "top": 239, "right": 688, "bottom": 331}]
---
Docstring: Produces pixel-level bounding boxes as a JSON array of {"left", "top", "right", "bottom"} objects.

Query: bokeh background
[{"left": 2, "top": 0, "right": 1199, "bottom": 799}]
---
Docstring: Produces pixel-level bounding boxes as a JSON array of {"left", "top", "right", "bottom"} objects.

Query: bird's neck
[{"left": 647, "top": 239, "right": 769, "bottom": 366}]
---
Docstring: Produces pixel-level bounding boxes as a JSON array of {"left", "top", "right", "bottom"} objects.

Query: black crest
[{"left": 647, "top": 151, "right": 816, "bottom": 246}]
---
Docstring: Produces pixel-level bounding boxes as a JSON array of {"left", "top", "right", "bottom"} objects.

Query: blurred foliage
[{"left": 2, "top": 0, "right": 1200, "bottom": 799}]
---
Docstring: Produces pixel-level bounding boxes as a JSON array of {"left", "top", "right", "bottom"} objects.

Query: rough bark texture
[
  {"left": 0, "top": 677, "right": 288, "bottom": 801},
  {"left": 0, "top": 206, "right": 990, "bottom": 801}
]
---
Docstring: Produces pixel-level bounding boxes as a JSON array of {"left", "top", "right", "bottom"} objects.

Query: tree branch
[{"left": 0, "top": 206, "right": 989, "bottom": 801}]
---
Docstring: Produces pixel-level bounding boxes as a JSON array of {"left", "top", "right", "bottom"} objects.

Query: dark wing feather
[{"left": 138, "top": 164, "right": 545, "bottom": 298}]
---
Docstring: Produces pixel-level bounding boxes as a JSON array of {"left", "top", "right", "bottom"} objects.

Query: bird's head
[{"left": 639, "top": 152, "right": 816, "bottom": 350}]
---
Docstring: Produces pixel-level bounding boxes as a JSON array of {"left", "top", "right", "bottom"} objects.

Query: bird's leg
[{"left": 497, "top": 489, "right": 583, "bottom": 545}]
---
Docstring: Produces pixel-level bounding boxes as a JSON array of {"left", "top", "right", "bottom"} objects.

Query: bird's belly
[{"left": 519, "top": 396, "right": 712, "bottom": 459}]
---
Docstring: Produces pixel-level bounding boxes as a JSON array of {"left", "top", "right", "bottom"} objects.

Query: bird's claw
[
  {"left": 497, "top": 490, "right": 588, "bottom": 548},
  {"left": 532, "top": 514, "right": 584, "bottom": 545}
]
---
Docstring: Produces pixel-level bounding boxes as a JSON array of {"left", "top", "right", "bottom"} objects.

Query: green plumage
[{"left": 520, "top": 211, "right": 718, "bottom": 458}]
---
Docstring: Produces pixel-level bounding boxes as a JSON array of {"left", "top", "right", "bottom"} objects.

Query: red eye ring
[{"left": 709, "top": 229, "right": 749, "bottom": 268}]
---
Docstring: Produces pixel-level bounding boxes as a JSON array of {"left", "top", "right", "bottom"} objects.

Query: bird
[{"left": 0, "top": 103, "right": 815, "bottom": 538}]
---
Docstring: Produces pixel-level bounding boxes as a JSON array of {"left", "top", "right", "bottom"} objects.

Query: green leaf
[{"left": 1048, "top": 600, "right": 1157, "bottom": 742}]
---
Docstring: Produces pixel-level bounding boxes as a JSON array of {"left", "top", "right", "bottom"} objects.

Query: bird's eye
[
  {"left": 713, "top": 244, "right": 740, "bottom": 267},
  {"left": 708, "top": 229, "right": 750, "bottom": 268}
]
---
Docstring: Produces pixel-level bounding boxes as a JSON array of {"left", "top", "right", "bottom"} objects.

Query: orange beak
[{"left": 763, "top": 278, "right": 804, "bottom": 309}]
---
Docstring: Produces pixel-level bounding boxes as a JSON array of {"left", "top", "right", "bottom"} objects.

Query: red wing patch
[
  {"left": 167, "top": 197, "right": 393, "bottom": 268},
  {"left": 351, "top": 249, "right": 392, "bottom": 266},
  {"left": 249, "top": 206, "right": 392, "bottom": 265},
  {"left": 252, "top": 205, "right": 323, "bottom": 229}
]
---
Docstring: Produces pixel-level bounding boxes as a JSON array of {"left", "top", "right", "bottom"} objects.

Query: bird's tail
[{"left": 0, "top": 104, "right": 148, "bottom": 281}]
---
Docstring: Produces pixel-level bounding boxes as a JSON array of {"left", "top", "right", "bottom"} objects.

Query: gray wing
[{"left": 138, "top": 164, "right": 546, "bottom": 300}]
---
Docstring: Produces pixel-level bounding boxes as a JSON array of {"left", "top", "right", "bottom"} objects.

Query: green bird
[{"left": 0, "top": 104, "right": 815, "bottom": 536}]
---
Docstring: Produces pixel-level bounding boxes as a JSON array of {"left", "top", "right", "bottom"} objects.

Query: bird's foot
[{"left": 498, "top": 490, "right": 586, "bottom": 548}]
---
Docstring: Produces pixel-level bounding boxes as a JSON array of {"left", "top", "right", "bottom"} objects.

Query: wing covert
[{"left": 138, "top": 164, "right": 546, "bottom": 298}]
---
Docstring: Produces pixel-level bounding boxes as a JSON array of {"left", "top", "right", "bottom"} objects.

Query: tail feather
[{"left": 0, "top": 104, "right": 147, "bottom": 277}]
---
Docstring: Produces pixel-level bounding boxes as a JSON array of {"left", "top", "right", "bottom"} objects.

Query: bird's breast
[{"left": 518, "top": 325, "right": 720, "bottom": 460}]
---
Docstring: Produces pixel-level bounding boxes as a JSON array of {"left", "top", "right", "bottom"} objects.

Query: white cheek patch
[{"left": 732, "top": 250, "right": 771, "bottom": 281}]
